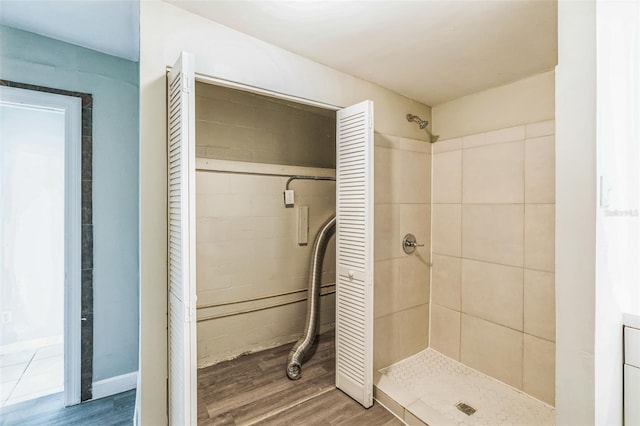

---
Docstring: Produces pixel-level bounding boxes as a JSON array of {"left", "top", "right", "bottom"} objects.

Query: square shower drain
[{"left": 455, "top": 401, "right": 477, "bottom": 416}]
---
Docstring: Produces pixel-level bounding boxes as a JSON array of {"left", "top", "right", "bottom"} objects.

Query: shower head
[
  {"left": 406, "top": 113, "right": 440, "bottom": 143},
  {"left": 406, "top": 113, "right": 428, "bottom": 129}
]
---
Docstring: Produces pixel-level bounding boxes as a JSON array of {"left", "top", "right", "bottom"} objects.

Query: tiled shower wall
[
  {"left": 430, "top": 120, "right": 555, "bottom": 405},
  {"left": 373, "top": 134, "right": 431, "bottom": 372}
]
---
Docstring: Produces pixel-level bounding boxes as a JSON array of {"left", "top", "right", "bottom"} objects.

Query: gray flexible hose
[{"left": 286, "top": 214, "right": 336, "bottom": 380}]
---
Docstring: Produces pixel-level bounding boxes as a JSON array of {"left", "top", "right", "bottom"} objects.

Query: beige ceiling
[{"left": 166, "top": 0, "right": 557, "bottom": 106}]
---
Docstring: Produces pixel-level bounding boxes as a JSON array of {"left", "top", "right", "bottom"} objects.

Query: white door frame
[
  {"left": 0, "top": 86, "right": 82, "bottom": 406},
  {"left": 191, "top": 73, "right": 375, "bottom": 406}
]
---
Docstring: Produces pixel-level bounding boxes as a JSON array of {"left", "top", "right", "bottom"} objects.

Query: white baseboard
[{"left": 92, "top": 371, "right": 138, "bottom": 400}]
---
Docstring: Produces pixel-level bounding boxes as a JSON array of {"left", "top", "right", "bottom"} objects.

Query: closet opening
[
  {"left": 193, "top": 80, "right": 340, "bottom": 422},
  {"left": 168, "top": 54, "right": 375, "bottom": 423}
]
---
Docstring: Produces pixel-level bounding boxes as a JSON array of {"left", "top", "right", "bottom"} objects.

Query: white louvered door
[
  {"left": 167, "top": 51, "right": 197, "bottom": 426},
  {"left": 335, "top": 100, "right": 374, "bottom": 408}
]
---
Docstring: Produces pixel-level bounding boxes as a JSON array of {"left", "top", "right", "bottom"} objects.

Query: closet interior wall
[{"left": 194, "top": 82, "right": 337, "bottom": 367}]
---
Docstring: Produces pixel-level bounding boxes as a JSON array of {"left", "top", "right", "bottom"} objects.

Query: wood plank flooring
[
  {"left": 0, "top": 389, "right": 135, "bottom": 426},
  {"left": 198, "top": 331, "right": 401, "bottom": 425}
]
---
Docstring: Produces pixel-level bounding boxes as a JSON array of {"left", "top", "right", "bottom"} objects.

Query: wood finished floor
[
  {"left": 0, "top": 389, "right": 135, "bottom": 426},
  {"left": 198, "top": 331, "right": 401, "bottom": 426}
]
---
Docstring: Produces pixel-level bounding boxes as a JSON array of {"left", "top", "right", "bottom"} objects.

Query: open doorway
[{"left": 0, "top": 84, "right": 84, "bottom": 408}]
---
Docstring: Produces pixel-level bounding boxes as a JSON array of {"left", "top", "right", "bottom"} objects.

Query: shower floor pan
[{"left": 375, "top": 348, "right": 554, "bottom": 426}]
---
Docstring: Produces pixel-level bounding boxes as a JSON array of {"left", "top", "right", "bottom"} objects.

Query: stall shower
[{"left": 373, "top": 114, "right": 556, "bottom": 425}]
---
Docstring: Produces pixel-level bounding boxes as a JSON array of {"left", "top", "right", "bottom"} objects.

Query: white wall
[
  {"left": 433, "top": 71, "right": 555, "bottom": 141},
  {"left": 555, "top": 1, "right": 597, "bottom": 424},
  {"left": 594, "top": 1, "right": 640, "bottom": 424},
  {"left": 139, "top": 2, "right": 431, "bottom": 423}
]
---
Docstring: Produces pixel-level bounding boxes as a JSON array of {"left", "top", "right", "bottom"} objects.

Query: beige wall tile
[
  {"left": 484, "top": 126, "right": 526, "bottom": 146},
  {"left": 462, "top": 204, "right": 524, "bottom": 267},
  {"left": 462, "top": 133, "right": 486, "bottom": 149},
  {"left": 375, "top": 259, "right": 398, "bottom": 319},
  {"left": 431, "top": 254, "right": 461, "bottom": 310},
  {"left": 398, "top": 304, "right": 430, "bottom": 359},
  {"left": 433, "top": 150, "right": 462, "bottom": 204},
  {"left": 432, "top": 204, "right": 462, "bottom": 256},
  {"left": 378, "top": 145, "right": 428, "bottom": 205},
  {"left": 525, "top": 120, "right": 555, "bottom": 139},
  {"left": 460, "top": 314, "right": 523, "bottom": 388},
  {"left": 375, "top": 146, "right": 393, "bottom": 204},
  {"left": 433, "top": 137, "right": 462, "bottom": 154},
  {"left": 524, "top": 269, "right": 556, "bottom": 341},
  {"left": 430, "top": 304, "right": 461, "bottom": 360},
  {"left": 524, "top": 204, "right": 555, "bottom": 272},
  {"left": 461, "top": 259, "right": 524, "bottom": 331},
  {"left": 376, "top": 256, "right": 429, "bottom": 322},
  {"left": 374, "top": 313, "right": 399, "bottom": 370},
  {"left": 397, "top": 150, "right": 430, "bottom": 204},
  {"left": 400, "top": 203, "right": 430, "bottom": 258},
  {"left": 525, "top": 136, "right": 555, "bottom": 204},
  {"left": 523, "top": 334, "right": 555, "bottom": 405},
  {"left": 387, "top": 148, "right": 405, "bottom": 204},
  {"left": 462, "top": 141, "right": 524, "bottom": 204},
  {"left": 396, "top": 257, "right": 431, "bottom": 311},
  {"left": 375, "top": 203, "right": 400, "bottom": 261},
  {"left": 463, "top": 125, "right": 524, "bottom": 149}
]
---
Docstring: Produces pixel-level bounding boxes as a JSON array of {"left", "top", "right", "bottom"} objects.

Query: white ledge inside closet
[{"left": 195, "top": 157, "right": 336, "bottom": 178}]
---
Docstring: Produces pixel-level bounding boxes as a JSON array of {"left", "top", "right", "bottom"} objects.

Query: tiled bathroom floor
[
  {"left": 377, "top": 348, "right": 555, "bottom": 426},
  {"left": 0, "top": 341, "right": 64, "bottom": 407}
]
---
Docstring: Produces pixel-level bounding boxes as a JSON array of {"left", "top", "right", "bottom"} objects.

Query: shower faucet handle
[{"left": 402, "top": 233, "right": 424, "bottom": 254}]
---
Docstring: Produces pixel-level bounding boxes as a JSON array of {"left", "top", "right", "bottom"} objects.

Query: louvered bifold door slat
[
  {"left": 335, "top": 100, "right": 374, "bottom": 408},
  {"left": 167, "top": 51, "right": 197, "bottom": 426}
]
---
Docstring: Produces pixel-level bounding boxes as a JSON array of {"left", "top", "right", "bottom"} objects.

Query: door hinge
[
  {"left": 184, "top": 303, "right": 196, "bottom": 322},
  {"left": 182, "top": 72, "right": 192, "bottom": 94}
]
